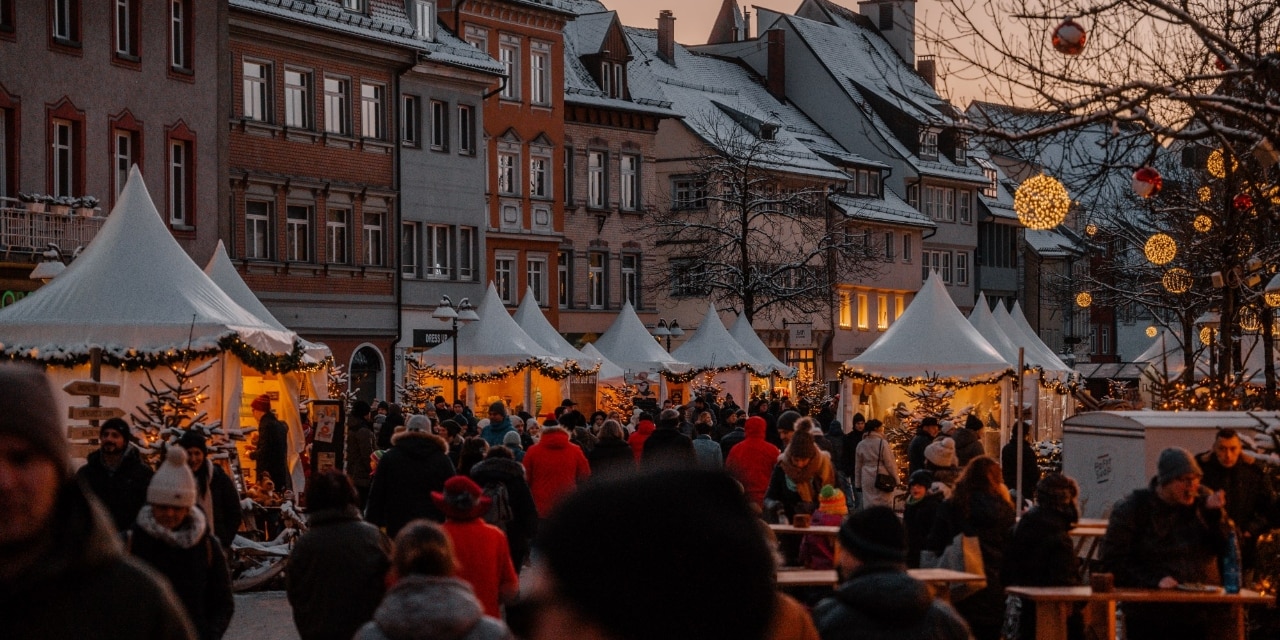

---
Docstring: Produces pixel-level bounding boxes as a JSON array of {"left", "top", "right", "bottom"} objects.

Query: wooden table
[
  {"left": 768, "top": 523, "right": 841, "bottom": 536},
  {"left": 1069, "top": 523, "right": 1107, "bottom": 565},
  {"left": 1006, "top": 585, "right": 1274, "bottom": 640},
  {"left": 776, "top": 567, "right": 985, "bottom": 602}
]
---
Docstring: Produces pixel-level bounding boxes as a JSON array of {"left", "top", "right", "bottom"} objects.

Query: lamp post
[
  {"left": 432, "top": 296, "right": 479, "bottom": 404},
  {"left": 651, "top": 318, "right": 684, "bottom": 351}
]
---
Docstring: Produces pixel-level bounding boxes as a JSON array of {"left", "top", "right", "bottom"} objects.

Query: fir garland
[{"left": 0, "top": 334, "right": 329, "bottom": 374}]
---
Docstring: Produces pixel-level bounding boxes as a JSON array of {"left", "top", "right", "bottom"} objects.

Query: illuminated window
[
  {"left": 857, "top": 293, "right": 869, "bottom": 330},
  {"left": 877, "top": 294, "right": 889, "bottom": 330},
  {"left": 838, "top": 292, "right": 852, "bottom": 329}
]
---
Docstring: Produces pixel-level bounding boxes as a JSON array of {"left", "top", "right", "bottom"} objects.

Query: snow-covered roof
[
  {"left": 562, "top": 10, "right": 675, "bottom": 117},
  {"left": 512, "top": 288, "right": 589, "bottom": 364},
  {"left": 995, "top": 301, "right": 1073, "bottom": 374},
  {"left": 728, "top": 312, "right": 795, "bottom": 377},
  {"left": 970, "top": 148, "right": 1019, "bottom": 221},
  {"left": 204, "top": 241, "right": 332, "bottom": 364},
  {"left": 830, "top": 191, "right": 936, "bottom": 229},
  {"left": 625, "top": 26, "right": 854, "bottom": 182},
  {"left": 1024, "top": 228, "right": 1082, "bottom": 258},
  {"left": 419, "top": 284, "right": 567, "bottom": 373},
  {"left": 844, "top": 271, "right": 1012, "bottom": 381},
  {"left": 672, "top": 303, "right": 765, "bottom": 374},
  {"left": 579, "top": 342, "right": 625, "bottom": 385},
  {"left": 0, "top": 167, "right": 297, "bottom": 362},
  {"left": 967, "top": 292, "right": 1022, "bottom": 365},
  {"left": 590, "top": 300, "right": 689, "bottom": 374}
]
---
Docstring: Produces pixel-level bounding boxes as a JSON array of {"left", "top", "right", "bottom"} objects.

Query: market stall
[
  {"left": 589, "top": 300, "right": 689, "bottom": 408},
  {"left": 728, "top": 311, "right": 797, "bottom": 399},
  {"left": 671, "top": 304, "right": 767, "bottom": 405},
  {"left": 512, "top": 288, "right": 597, "bottom": 411}
]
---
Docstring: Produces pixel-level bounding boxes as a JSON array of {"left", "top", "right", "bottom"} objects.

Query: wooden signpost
[{"left": 64, "top": 347, "right": 125, "bottom": 459}]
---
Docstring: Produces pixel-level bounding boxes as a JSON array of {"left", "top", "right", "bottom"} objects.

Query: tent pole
[{"left": 1016, "top": 347, "right": 1026, "bottom": 515}]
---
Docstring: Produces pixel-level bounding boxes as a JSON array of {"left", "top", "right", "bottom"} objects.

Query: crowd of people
[{"left": 3, "top": 361, "right": 1279, "bottom": 640}]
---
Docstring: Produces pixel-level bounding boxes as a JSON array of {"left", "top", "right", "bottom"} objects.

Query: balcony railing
[{"left": 1, "top": 200, "right": 106, "bottom": 260}]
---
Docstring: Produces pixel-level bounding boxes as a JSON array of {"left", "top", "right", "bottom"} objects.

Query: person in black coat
[
  {"left": 641, "top": 409, "right": 696, "bottom": 470},
  {"left": 364, "top": 416, "right": 456, "bottom": 538},
  {"left": 469, "top": 447, "right": 538, "bottom": 571},
  {"left": 907, "top": 417, "right": 941, "bottom": 475},
  {"left": 586, "top": 420, "right": 634, "bottom": 479},
  {"left": 838, "top": 413, "right": 867, "bottom": 481},
  {"left": 249, "top": 394, "right": 292, "bottom": 492},
  {"left": 751, "top": 399, "right": 781, "bottom": 449},
  {"left": 376, "top": 404, "right": 405, "bottom": 450},
  {"left": 1001, "top": 421, "right": 1041, "bottom": 506},
  {"left": 177, "top": 431, "right": 243, "bottom": 553},
  {"left": 1197, "top": 428, "right": 1278, "bottom": 574},
  {"left": 902, "top": 470, "right": 944, "bottom": 569},
  {"left": 1005, "top": 473, "right": 1082, "bottom": 640},
  {"left": 76, "top": 418, "right": 155, "bottom": 533}
]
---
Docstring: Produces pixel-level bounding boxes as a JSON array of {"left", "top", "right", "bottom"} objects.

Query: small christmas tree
[
  {"left": 327, "top": 363, "right": 357, "bottom": 412},
  {"left": 130, "top": 358, "right": 236, "bottom": 460},
  {"left": 793, "top": 369, "right": 831, "bottom": 415},
  {"left": 691, "top": 372, "right": 726, "bottom": 404},
  {"left": 397, "top": 358, "right": 443, "bottom": 415},
  {"left": 599, "top": 382, "right": 637, "bottom": 420},
  {"left": 903, "top": 373, "right": 955, "bottom": 428}
]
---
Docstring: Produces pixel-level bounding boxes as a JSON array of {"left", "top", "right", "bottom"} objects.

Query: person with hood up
[
  {"left": 907, "top": 417, "right": 941, "bottom": 475},
  {"left": 902, "top": 470, "right": 944, "bottom": 569},
  {"left": 469, "top": 446, "right": 538, "bottom": 572},
  {"left": 480, "top": 402, "right": 516, "bottom": 448},
  {"left": 924, "top": 437, "right": 961, "bottom": 489},
  {"left": 812, "top": 507, "right": 971, "bottom": 640},
  {"left": 365, "top": 415, "right": 457, "bottom": 538},
  {"left": 76, "top": 416, "right": 155, "bottom": 533},
  {"left": 523, "top": 425, "right": 591, "bottom": 517},
  {"left": 1004, "top": 473, "right": 1082, "bottom": 640},
  {"left": 177, "top": 431, "right": 242, "bottom": 554},
  {"left": 726, "top": 416, "right": 782, "bottom": 508},
  {"left": 501, "top": 430, "right": 526, "bottom": 462},
  {"left": 355, "top": 519, "right": 512, "bottom": 640},
  {"left": 765, "top": 427, "right": 836, "bottom": 523},
  {"left": 718, "top": 410, "right": 749, "bottom": 459},
  {"left": 1, "top": 364, "right": 197, "bottom": 640},
  {"left": 289, "top": 471, "right": 392, "bottom": 640},
  {"left": 628, "top": 412, "right": 656, "bottom": 461},
  {"left": 641, "top": 408, "right": 697, "bottom": 470},
  {"left": 346, "top": 400, "right": 376, "bottom": 505},
  {"left": 434, "top": 477, "right": 520, "bottom": 617},
  {"left": 129, "top": 447, "right": 235, "bottom": 640},
  {"left": 585, "top": 420, "right": 634, "bottom": 479},
  {"left": 947, "top": 415, "right": 986, "bottom": 469},
  {"left": 250, "top": 393, "right": 292, "bottom": 492}
]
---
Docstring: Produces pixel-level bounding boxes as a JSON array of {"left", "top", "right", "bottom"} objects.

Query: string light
[
  {"left": 1146, "top": 326, "right": 1158, "bottom": 338},
  {"left": 1144, "top": 234, "right": 1177, "bottom": 265},
  {"left": 2, "top": 335, "right": 326, "bottom": 373},
  {"left": 1193, "top": 214, "right": 1213, "bottom": 232},
  {"left": 1014, "top": 175, "right": 1071, "bottom": 230},
  {"left": 1162, "top": 268, "right": 1193, "bottom": 294},
  {"left": 1200, "top": 326, "right": 1217, "bottom": 346},
  {"left": 1076, "top": 292, "right": 1093, "bottom": 308}
]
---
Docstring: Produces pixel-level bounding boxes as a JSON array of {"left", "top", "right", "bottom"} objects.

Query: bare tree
[{"left": 640, "top": 115, "right": 884, "bottom": 323}]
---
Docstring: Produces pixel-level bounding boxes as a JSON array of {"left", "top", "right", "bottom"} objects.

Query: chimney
[
  {"left": 766, "top": 29, "right": 786, "bottom": 100},
  {"left": 916, "top": 55, "right": 936, "bottom": 89},
  {"left": 658, "top": 10, "right": 676, "bottom": 64},
  {"left": 743, "top": 9, "right": 751, "bottom": 40}
]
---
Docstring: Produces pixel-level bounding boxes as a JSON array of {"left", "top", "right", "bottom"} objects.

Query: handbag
[
  {"left": 873, "top": 439, "right": 897, "bottom": 493},
  {"left": 934, "top": 531, "right": 987, "bottom": 601}
]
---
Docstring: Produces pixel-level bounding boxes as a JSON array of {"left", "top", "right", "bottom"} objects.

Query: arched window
[{"left": 350, "top": 345, "right": 384, "bottom": 403}]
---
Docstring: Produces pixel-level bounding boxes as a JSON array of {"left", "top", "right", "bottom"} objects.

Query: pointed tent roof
[
  {"left": 729, "top": 312, "right": 795, "bottom": 377},
  {"left": 967, "top": 292, "right": 1021, "bottom": 365},
  {"left": 203, "top": 240, "right": 331, "bottom": 364},
  {"left": 419, "top": 284, "right": 565, "bottom": 373},
  {"left": 0, "top": 167, "right": 297, "bottom": 364},
  {"left": 1134, "top": 329, "right": 1186, "bottom": 365},
  {"left": 512, "top": 287, "right": 590, "bottom": 367},
  {"left": 590, "top": 300, "right": 687, "bottom": 374},
  {"left": 672, "top": 303, "right": 763, "bottom": 374},
  {"left": 844, "top": 272, "right": 1011, "bottom": 381},
  {"left": 1005, "top": 302, "right": 1074, "bottom": 373},
  {"left": 579, "top": 342, "right": 625, "bottom": 385}
]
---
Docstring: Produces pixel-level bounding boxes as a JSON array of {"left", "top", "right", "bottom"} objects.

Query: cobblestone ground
[{"left": 227, "top": 591, "right": 299, "bottom": 640}]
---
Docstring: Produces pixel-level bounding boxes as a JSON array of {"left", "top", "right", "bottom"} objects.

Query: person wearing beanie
[
  {"left": 515, "top": 470, "right": 779, "bottom": 640},
  {"left": 902, "top": 469, "right": 944, "bottom": 568},
  {"left": 764, "top": 425, "right": 835, "bottom": 530},
  {"left": 177, "top": 430, "right": 242, "bottom": 555},
  {"left": 726, "top": 416, "right": 781, "bottom": 508},
  {"left": 365, "top": 414, "right": 456, "bottom": 539},
  {"left": 0, "top": 364, "right": 198, "bottom": 640},
  {"left": 641, "top": 408, "right": 697, "bottom": 471},
  {"left": 944, "top": 413, "right": 986, "bottom": 469},
  {"left": 1099, "top": 447, "right": 1233, "bottom": 640},
  {"left": 344, "top": 400, "right": 376, "bottom": 506},
  {"left": 1005, "top": 473, "right": 1083, "bottom": 639},
  {"left": 907, "top": 417, "right": 942, "bottom": 475},
  {"left": 837, "top": 412, "right": 867, "bottom": 486},
  {"left": 131, "top": 447, "right": 235, "bottom": 640},
  {"left": 433, "top": 476, "right": 519, "bottom": 618},
  {"left": 775, "top": 410, "right": 803, "bottom": 449},
  {"left": 501, "top": 429, "right": 526, "bottom": 462},
  {"left": 813, "top": 506, "right": 970, "bottom": 639},
  {"left": 77, "top": 416, "right": 155, "bottom": 533},
  {"left": 250, "top": 393, "right": 293, "bottom": 493},
  {"left": 524, "top": 426, "right": 591, "bottom": 517},
  {"left": 854, "top": 419, "right": 899, "bottom": 509},
  {"left": 923, "top": 437, "right": 961, "bottom": 489},
  {"left": 480, "top": 402, "right": 516, "bottom": 448},
  {"left": 718, "top": 410, "right": 748, "bottom": 458}
]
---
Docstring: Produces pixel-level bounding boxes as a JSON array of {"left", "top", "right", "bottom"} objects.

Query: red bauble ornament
[
  {"left": 1132, "top": 167, "right": 1162, "bottom": 198},
  {"left": 1214, "top": 57, "right": 1229, "bottom": 71},
  {"left": 1234, "top": 194, "right": 1254, "bottom": 211},
  {"left": 1052, "top": 19, "right": 1087, "bottom": 55}
]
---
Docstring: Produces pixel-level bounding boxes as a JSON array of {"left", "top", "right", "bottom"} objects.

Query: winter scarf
[
  {"left": 134, "top": 505, "right": 207, "bottom": 550},
  {"left": 778, "top": 451, "right": 833, "bottom": 503}
]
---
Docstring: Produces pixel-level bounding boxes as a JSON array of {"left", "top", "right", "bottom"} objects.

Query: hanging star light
[
  {"left": 1240, "top": 307, "right": 1262, "bottom": 332},
  {"left": 1162, "top": 268, "right": 1193, "bottom": 293},
  {"left": 1014, "top": 174, "right": 1071, "bottom": 230},
  {"left": 1193, "top": 214, "right": 1213, "bottom": 232},
  {"left": 1076, "top": 292, "right": 1093, "bottom": 308},
  {"left": 1146, "top": 326, "right": 1159, "bottom": 338},
  {"left": 1144, "top": 233, "right": 1177, "bottom": 265},
  {"left": 1132, "top": 167, "right": 1163, "bottom": 198},
  {"left": 1052, "top": 18, "right": 1087, "bottom": 55},
  {"left": 1207, "top": 148, "right": 1237, "bottom": 178}
]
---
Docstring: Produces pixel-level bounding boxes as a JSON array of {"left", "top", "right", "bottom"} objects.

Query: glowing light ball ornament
[
  {"left": 1268, "top": 291, "right": 1280, "bottom": 308},
  {"left": 1207, "top": 148, "right": 1236, "bottom": 178},
  {"left": 1014, "top": 174, "right": 1071, "bottom": 229},
  {"left": 1076, "top": 292, "right": 1093, "bottom": 308},
  {"left": 1162, "top": 268, "right": 1193, "bottom": 294},
  {"left": 1240, "top": 307, "right": 1261, "bottom": 333},
  {"left": 1144, "top": 233, "right": 1177, "bottom": 265},
  {"left": 1198, "top": 187, "right": 1212, "bottom": 202},
  {"left": 1085, "top": 223, "right": 1098, "bottom": 236},
  {"left": 1234, "top": 194, "right": 1254, "bottom": 211},
  {"left": 1052, "top": 18, "right": 1087, "bottom": 55},
  {"left": 1193, "top": 214, "right": 1213, "bottom": 232},
  {"left": 1146, "top": 326, "right": 1158, "bottom": 338},
  {"left": 1132, "top": 167, "right": 1162, "bottom": 198},
  {"left": 1200, "top": 326, "right": 1216, "bottom": 346}
]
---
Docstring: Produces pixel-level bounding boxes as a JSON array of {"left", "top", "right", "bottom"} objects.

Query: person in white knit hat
[{"left": 130, "top": 447, "right": 235, "bottom": 640}]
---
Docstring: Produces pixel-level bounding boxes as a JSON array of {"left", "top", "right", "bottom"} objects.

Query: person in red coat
[
  {"left": 726, "top": 416, "right": 781, "bottom": 508},
  {"left": 524, "top": 426, "right": 591, "bottom": 517},
  {"left": 628, "top": 416, "right": 656, "bottom": 462},
  {"left": 432, "top": 476, "right": 519, "bottom": 618}
]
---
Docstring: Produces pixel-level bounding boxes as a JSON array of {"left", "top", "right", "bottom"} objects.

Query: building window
[
  {"left": 587, "top": 151, "right": 606, "bottom": 208},
  {"left": 428, "top": 100, "right": 447, "bottom": 150},
  {"left": 1100, "top": 325, "right": 1110, "bottom": 355},
  {"left": 363, "top": 211, "right": 384, "bottom": 266},
  {"left": 958, "top": 190, "right": 971, "bottom": 224},
  {"left": 919, "top": 130, "right": 938, "bottom": 159},
  {"left": 621, "top": 254, "right": 639, "bottom": 307},
  {"left": 856, "top": 293, "right": 869, "bottom": 330},
  {"left": 530, "top": 153, "right": 550, "bottom": 199},
  {"left": 170, "top": 0, "right": 191, "bottom": 71},
  {"left": 499, "top": 36, "right": 520, "bottom": 101},
  {"left": 558, "top": 250, "right": 572, "bottom": 309},
  {"left": 324, "top": 77, "right": 350, "bottom": 135},
  {"left": 286, "top": 205, "right": 311, "bottom": 262},
  {"left": 361, "top": 84, "right": 384, "bottom": 139},
  {"left": 113, "top": 128, "right": 139, "bottom": 198},
  {"left": 940, "top": 251, "right": 952, "bottom": 283},
  {"left": 495, "top": 255, "right": 515, "bottom": 304},
  {"left": 458, "top": 226, "right": 476, "bottom": 280},
  {"left": 52, "top": 0, "right": 80, "bottom": 43},
  {"left": 285, "top": 70, "right": 312, "bottom": 129},
  {"left": 877, "top": 294, "right": 890, "bottom": 330},
  {"left": 884, "top": 231, "right": 895, "bottom": 261},
  {"left": 600, "top": 61, "right": 612, "bottom": 96},
  {"left": 426, "top": 224, "right": 452, "bottom": 278},
  {"left": 168, "top": 138, "right": 192, "bottom": 227},
  {"left": 245, "top": 200, "right": 272, "bottom": 260},
  {"left": 401, "top": 95, "right": 420, "bottom": 146},
  {"left": 943, "top": 188, "right": 955, "bottom": 222},
  {"left": 457, "top": 105, "right": 474, "bottom": 154},
  {"left": 51, "top": 118, "right": 75, "bottom": 198},
  {"left": 955, "top": 134, "right": 968, "bottom": 165},
  {"left": 414, "top": 0, "right": 435, "bottom": 40},
  {"left": 921, "top": 250, "right": 933, "bottom": 281},
  {"left": 343, "top": 0, "right": 367, "bottom": 12},
  {"left": 328, "top": 208, "right": 350, "bottom": 264},
  {"left": 878, "top": 3, "right": 893, "bottom": 30},
  {"left": 531, "top": 41, "right": 551, "bottom": 105},
  {"left": 528, "top": 257, "right": 547, "bottom": 305},
  {"left": 895, "top": 295, "right": 904, "bottom": 320},
  {"left": 400, "top": 222, "right": 419, "bottom": 277},
  {"left": 115, "top": 0, "right": 138, "bottom": 57},
  {"left": 620, "top": 154, "right": 639, "bottom": 210},
  {"left": 243, "top": 61, "right": 271, "bottom": 122},
  {"left": 588, "top": 252, "right": 606, "bottom": 309},
  {"left": 906, "top": 184, "right": 919, "bottom": 210},
  {"left": 838, "top": 292, "right": 852, "bottom": 329},
  {"left": 464, "top": 25, "right": 487, "bottom": 50},
  {"left": 498, "top": 151, "right": 518, "bottom": 195},
  {"left": 902, "top": 234, "right": 912, "bottom": 263},
  {"left": 671, "top": 260, "right": 709, "bottom": 297},
  {"left": 982, "top": 167, "right": 998, "bottom": 198},
  {"left": 564, "top": 146, "right": 575, "bottom": 205},
  {"left": 955, "top": 251, "right": 969, "bottom": 285}
]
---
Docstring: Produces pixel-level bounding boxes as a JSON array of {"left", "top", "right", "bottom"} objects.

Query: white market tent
[
  {"left": 985, "top": 300, "right": 1077, "bottom": 440},
  {"left": 512, "top": 287, "right": 589, "bottom": 365},
  {"left": 672, "top": 303, "right": 763, "bottom": 402},
  {"left": 968, "top": 293, "right": 1021, "bottom": 365},
  {"left": 729, "top": 311, "right": 796, "bottom": 377},
  {"left": 1134, "top": 329, "right": 1186, "bottom": 365},
  {"left": 1004, "top": 301, "right": 1074, "bottom": 376},
  {"left": 0, "top": 168, "right": 310, "bottom": 482},
  {"left": 579, "top": 342, "right": 625, "bottom": 386},
  {"left": 590, "top": 300, "right": 689, "bottom": 401}
]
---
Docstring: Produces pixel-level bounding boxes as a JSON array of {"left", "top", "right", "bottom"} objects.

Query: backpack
[{"left": 481, "top": 480, "right": 514, "bottom": 532}]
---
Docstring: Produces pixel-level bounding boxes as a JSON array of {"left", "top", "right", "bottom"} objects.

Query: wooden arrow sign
[
  {"left": 68, "top": 406, "right": 126, "bottom": 421},
  {"left": 63, "top": 380, "right": 121, "bottom": 398}
]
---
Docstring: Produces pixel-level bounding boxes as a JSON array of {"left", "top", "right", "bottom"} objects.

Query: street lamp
[
  {"left": 431, "top": 296, "right": 479, "bottom": 404},
  {"left": 651, "top": 318, "right": 683, "bottom": 351}
]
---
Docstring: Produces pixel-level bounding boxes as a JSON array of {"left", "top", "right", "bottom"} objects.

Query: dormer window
[
  {"left": 342, "top": 0, "right": 367, "bottom": 14},
  {"left": 600, "top": 61, "right": 625, "bottom": 98},
  {"left": 983, "top": 168, "right": 998, "bottom": 197},
  {"left": 759, "top": 123, "right": 778, "bottom": 141},
  {"left": 954, "top": 134, "right": 968, "bottom": 165},
  {"left": 414, "top": 0, "right": 435, "bottom": 41},
  {"left": 919, "top": 129, "right": 939, "bottom": 159},
  {"left": 854, "top": 169, "right": 881, "bottom": 196}
]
